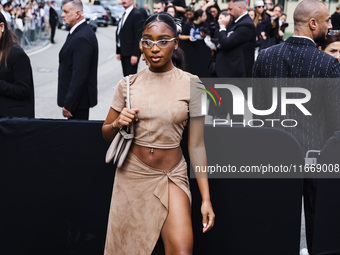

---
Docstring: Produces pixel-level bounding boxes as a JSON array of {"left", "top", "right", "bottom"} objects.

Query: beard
[{"left": 314, "top": 31, "right": 328, "bottom": 45}]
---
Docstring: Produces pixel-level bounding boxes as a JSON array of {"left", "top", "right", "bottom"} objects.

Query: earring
[{"left": 1, "top": 30, "right": 3, "bottom": 33}]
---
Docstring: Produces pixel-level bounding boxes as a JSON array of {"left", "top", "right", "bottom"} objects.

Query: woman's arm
[
  {"left": 102, "top": 107, "right": 138, "bottom": 142},
  {"left": 178, "top": 34, "right": 194, "bottom": 41},
  {"left": 188, "top": 116, "right": 215, "bottom": 233}
]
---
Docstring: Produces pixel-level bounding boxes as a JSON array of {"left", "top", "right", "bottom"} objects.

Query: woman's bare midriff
[{"left": 131, "top": 143, "right": 183, "bottom": 171}]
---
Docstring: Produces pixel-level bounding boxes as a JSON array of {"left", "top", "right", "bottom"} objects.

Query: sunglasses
[{"left": 140, "top": 38, "right": 176, "bottom": 48}]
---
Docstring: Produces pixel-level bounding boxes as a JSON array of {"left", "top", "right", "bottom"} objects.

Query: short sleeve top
[{"left": 111, "top": 67, "right": 205, "bottom": 149}]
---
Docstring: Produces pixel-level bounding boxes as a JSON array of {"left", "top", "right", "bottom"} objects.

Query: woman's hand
[
  {"left": 112, "top": 108, "right": 139, "bottom": 129},
  {"left": 201, "top": 200, "right": 215, "bottom": 233}
]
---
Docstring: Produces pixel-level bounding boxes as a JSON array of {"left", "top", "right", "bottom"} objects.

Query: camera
[{"left": 281, "top": 22, "right": 289, "bottom": 28}]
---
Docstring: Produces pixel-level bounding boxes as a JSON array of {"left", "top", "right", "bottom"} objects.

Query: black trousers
[
  {"left": 50, "top": 22, "right": 57, "bottom": 43},
  {"left": 121, "top": 56, "right": 139, "bottom": 76},
  {"left": 69, "top": 108, "right": 89, "bottom": 120},
  {"left": 304, "top": 178, "right": 316, "bottom": 253}
]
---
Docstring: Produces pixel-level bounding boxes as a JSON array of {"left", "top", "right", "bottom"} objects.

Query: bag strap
[
  {"left": 125, "top": 75, "right": 133, "bottom": 133},
  {"left": 126, "top": 75, "right": 130, "bottom": 109}
]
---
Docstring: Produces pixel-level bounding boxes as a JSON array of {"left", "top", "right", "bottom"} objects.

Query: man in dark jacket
[
  {"left": 253, "top": 1, "right": 340, "bottom": 253},
  {"left": 49, "top": 0, "right": 58, "bottom": 44},
  {"left": 215, "top": 0, "right": 255, "bottom": 78},
  {"left": 331, "top": 4, "right": 340, "bottom": 30},
  {"left": 58, "top": 0, "right": 98, "bottom": 120},
  {"left": 116, "top": 0, "right": 143, "bottom": 76}
]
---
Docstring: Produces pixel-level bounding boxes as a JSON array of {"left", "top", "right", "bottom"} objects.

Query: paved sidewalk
[{"left": 23, "top": 39, "right": 50, "bottom": 55}]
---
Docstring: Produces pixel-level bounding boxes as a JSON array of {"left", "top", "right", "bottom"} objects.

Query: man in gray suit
[{"left": 253, "top": 0, "right": 340, "bottom": 253}]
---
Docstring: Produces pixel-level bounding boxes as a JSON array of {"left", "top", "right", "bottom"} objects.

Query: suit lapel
[
  {"left": 120, "top": 9, "right": 134, "bottom": 33},
  {"left": 59, "top": 22, "right": 86, "bottom": 58}
]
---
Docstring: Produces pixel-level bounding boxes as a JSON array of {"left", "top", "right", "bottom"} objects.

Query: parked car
[
  {"left": 82, "top": 3, "right": 99, "bottom": 32},
  {"left": 108, "top": 3, "right": 125, "bottom": 26},
  {"left": 86, "top": 3, "right": 109, "bottom": 27},
  {"left": 100, "top": 0, "right": 119, "bottom": 25}
]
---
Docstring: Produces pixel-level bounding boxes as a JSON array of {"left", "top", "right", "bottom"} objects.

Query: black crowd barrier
[
  {"left": 313, "top": 132, "right": 340, "bottom": 255},
  {"left": 189, "top": 126, "right": 304, "bottom": 255},
  {"left": 1, "top": 118, "right": 304, "bottom": 255}
]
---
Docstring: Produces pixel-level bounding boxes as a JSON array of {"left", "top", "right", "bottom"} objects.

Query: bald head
[
  {"left": 294, "top": 0, "right": 322, "bottom": 25},
  {"left": 228, "top": 0, "right": 247, "bottom": 20},
  {"left": 233, "top": 0, "right": 247, "bottom": 11},
  {"left": 293, "top": 0, "right": 332, "bottom": 42}
]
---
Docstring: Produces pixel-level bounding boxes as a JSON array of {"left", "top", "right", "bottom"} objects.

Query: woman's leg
[{"left": 161, "top": 180, "right": 193, "bottom": 255}]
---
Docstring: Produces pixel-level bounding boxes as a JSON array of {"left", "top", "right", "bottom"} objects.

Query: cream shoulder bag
[{"left": 105, "top": 76, "right": 134, "bottom": 168}]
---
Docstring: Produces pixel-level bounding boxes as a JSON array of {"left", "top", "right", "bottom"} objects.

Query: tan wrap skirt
[{"left": 104, "top": 152, "right": 191, "bottom": 255}]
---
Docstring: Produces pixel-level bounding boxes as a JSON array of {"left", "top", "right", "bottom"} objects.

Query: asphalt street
[{"left": 28, "top": 25, "right": 146, "bottom": 121}]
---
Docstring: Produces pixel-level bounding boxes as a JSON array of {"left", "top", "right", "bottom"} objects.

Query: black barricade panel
[
  {"left": 189, "top": 126, "right": 304, "bottom": 255},
  {"left": 1, "top": 119, "right": 303, "bottom": 255},
  {"left": 313, "top": 131, "right": 340, "bottom": 255},
  {"left": 0, "top": 118, "right": 115, "bottom": 255}
]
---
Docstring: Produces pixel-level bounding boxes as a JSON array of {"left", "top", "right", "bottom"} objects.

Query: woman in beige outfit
[{"left": 102, "top": 13, "right": 215, "bottom": 255}]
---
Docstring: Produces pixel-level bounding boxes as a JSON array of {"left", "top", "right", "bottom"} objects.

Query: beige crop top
[{"left": 111, "top": 67, "right": 205, "bottom": 149}]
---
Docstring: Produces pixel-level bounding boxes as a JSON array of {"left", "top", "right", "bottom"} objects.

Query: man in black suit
[
  {"left": 213, "top": 0, "right": 255, "bottom": 119},
  {"left": 215, "top": 0, "right": 255, "bottom": 78},
  {"left": 139, "top": 3, "right": 150, "bottom": 21},
  {"left": 49, "top": 1, "right": 58, "bottom": 44},
  {"left": 253, "top": 0, "right": 340, "bottom": 253},
  {"left": 331, "top": 4, "right": 340, "bottom": 30},
  {"left": 116, "top": 0, "right": 143, "bottom": 76},
  {"left": 58, "top": 0, "right": 98, "bottom": 120}
]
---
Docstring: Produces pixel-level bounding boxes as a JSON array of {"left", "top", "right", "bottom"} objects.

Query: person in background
[
  {"left": 58, "top": 0, "right": 98, "bottom": 120},
  {"left": 165, "top": 5, "right": 177, "bottom": 18},
  {"left": 278, "top": 12, "right": 288, "bottom": 41},
  {"left": 248, "top": 9, "right": 255, "bottom": 21},
  {"left": 215, "top": 0, "right": 255, "bottom": 78},
  {"left": 49, "top": 0, "right": 58, "bottom": 43},
  {"left": 263, "top": 3, "right": 283, "bottom": 48},
  {"left": 184, "top": 6, "right": 194, "bottom": 22},
  {"left": 206, "top": 5, "right": 220, "bottom": 37},
  {"left": 153, "top": 0, "right": 165, "bottom": 14},
  {"left": 2, "top": 2, "right": 13, "bottom": 26},
  {"left": 331, "top": 4, "right": 340, "bottom": 31},
  {"left": 264, "top": 0, "right": 273, "bottom": 15},
  {"left": 253, "top": 0, "right": 270, "bottom": 50},
  {"left": 171, "top": 0, "right": 186, "bottom": 19},
  {"left": 0, "top": 12, "right": 34, "bottom": 118},
  {"left": 253, "top": 1, "right": 340, "bottom": 253},
  {"left": 179, "top": 9, "right": 211, "bottom": 77},
  {"left": 140, "top": 3, "right": 150, "bottom": 20},
  {"left": 116, "top": 0, "right": 143, "bottom": 76},
  {"left": 44, "top": 0, "right": 50, "bottom": 37},
  {"left": 318, "top": 33, "right": 340, "bottom": 62}
]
